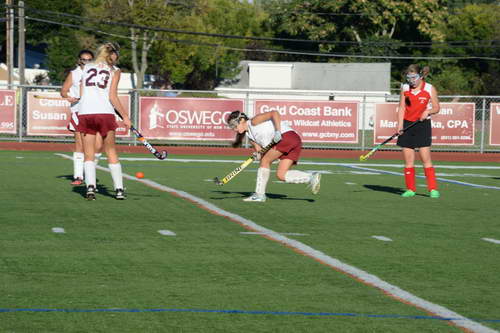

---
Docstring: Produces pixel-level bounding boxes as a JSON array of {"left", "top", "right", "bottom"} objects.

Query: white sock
[
  {"left": 94, "top": 153, "right": 102, "bottom": 166},
  {"left": 109, "top": 163, "right": 124, "bottom": 190},
  {"left": 73, "top": 152, "right": 84, "bottom": 180},
  {"left": 284, "top": 170, "right": 312, "bottom": 184},
  {"left": 84, "top": 161, "right": 96, "bottom": 187},
  {"left": 255, "top": 167, "right": 270, "bottom": 196}
]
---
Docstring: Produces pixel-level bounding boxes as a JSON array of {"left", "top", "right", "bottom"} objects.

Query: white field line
[
  {"left": 158, "top": 230, "right": 176, "bottom": 236},
  {"left": 118, "top": 157, "right": 500, "bottom": 170},
  {"left": 241, "top": 232, "right": 308, "bottom": 236},
  {"left": 482, "top": 238, "right": 500, "bottom": 245},
  {"left": 341, "top": 164, "right": 500, "bottom": 191},
  {"left": 51, "top": 227, "right": 65, "bottom": 234},
  {"left": 372, "top": 236, "right": 393, "bottom": 242},
  {"left": 55, "top": 153, "right": 497, "bottom": 333}
]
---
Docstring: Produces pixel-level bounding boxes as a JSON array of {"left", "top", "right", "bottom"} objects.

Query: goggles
[
  {"left": 406, "top": 73, "right": 421, "bottom": 86},
  {"left": 228, "top": 117, "right": 241, "bottom": 129},
  {"left": 227, "top": 111, "right": 247, "bottom": 129}
]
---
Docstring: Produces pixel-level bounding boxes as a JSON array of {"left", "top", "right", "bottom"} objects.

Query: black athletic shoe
[
  {"left": 86, "top": 185, "right": 96, "bottom": 201},
  {"left": 115, "top": 188, "right": 126, "bottom": 200}
]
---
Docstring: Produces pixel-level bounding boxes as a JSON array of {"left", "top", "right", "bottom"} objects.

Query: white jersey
[
  {"left": 68, "top": 66, "right": 84, "bottom": 113},
  {"left": 402, "top": 82, "right": 434, "bottom": 110},
  {"left": 79, "top": 62, "right": 118, "bottom": 116},
  {"left": 247, "top": 119, "right": 294, "bottom": 147}
]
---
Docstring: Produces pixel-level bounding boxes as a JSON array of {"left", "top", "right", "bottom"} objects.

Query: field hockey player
[
  {"left": 60, "top": 49, "right": 104, "bottom": 185},
  {"left": 78, "top": 42, "right": 131, "bottom": 200},
  {"left": 227, "top": 110, "right": 321, "bottom": 202},
  {"left": 397, "top": 64, "right": 441, "bottom": 198}
]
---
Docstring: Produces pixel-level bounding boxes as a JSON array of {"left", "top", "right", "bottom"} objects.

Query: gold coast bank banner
[
  {"left": 254, "top": 100, "right": 359, "bottom": 143},
  {"left": 0, "top": 90, "right": 17, "bottom": 134},
  {"left": 138, "top": 97, "right": 244, "bottom": 140},
  {"left": 26, "top": 92, "right": 131, "bottom": 137},
  {"left": 374, "top": 103, "right": 475, "bottom": 145}
]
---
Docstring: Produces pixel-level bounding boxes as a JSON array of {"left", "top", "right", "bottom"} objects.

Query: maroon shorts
[
  {"left": 78, "top": 114, "right": 117, "bottom": 138},
  {"left": 275, "top": 131, "right": 302, "bottom": 164}
]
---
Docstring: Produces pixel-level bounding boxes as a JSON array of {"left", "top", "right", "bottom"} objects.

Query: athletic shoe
[
  {"left": 401, "top": 190, "right": 416, "bottom": 197},
  {"left": 429, "top": 190, "right": 440, "bottom": 198},
  {"left": 115, "top": 188, "right": 126, "bottom": 200},
  {"left": 71, "top": 178, "right": 83, "bottom": 186},
  {"left": 86, "top": 185, "right": 96, "bottom": 201},
  {"left": 243, "top": 193, "right": 266, "bottom": 202},
  {"left": 308, "top": 172, "right": 321, "bottom": 195}
]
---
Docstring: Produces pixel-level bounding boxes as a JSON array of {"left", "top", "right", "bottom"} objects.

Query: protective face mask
[{"left": 406, "top": 73, "right": 421, "bottom": 87}]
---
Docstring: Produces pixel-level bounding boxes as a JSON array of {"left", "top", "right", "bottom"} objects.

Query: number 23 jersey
[{"left": 79, "top": 62, "right": 118, "bottom": 116}]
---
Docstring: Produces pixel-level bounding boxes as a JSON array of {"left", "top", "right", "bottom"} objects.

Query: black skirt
[{"left": 396, "top": 119, "right": 432, "bottom": 148}]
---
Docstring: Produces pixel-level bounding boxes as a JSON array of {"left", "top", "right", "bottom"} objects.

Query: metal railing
[{"left": 1, "top": 84, "right": 499, "bottom": 153}]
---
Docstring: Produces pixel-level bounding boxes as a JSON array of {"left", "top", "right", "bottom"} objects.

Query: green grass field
[{"left": 1, "top": 150, "right": 499, "bottom": 333}]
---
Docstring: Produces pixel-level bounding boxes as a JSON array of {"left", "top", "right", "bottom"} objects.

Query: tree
[
  {"left": 263, "top": 0, "right": 447, "bottom": 61},
  {"left": 431, "top": 3, "right": 500, "bottom": 94},
  {"left": 84, "top": 0, "right": 179, "bottom": 89},
  {"left": 151, "top": 0, "right": 271, "bottom": 89}
]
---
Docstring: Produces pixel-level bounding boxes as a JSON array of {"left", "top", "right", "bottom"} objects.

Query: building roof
[{"left": 219, "top": 61, "right": 391, "bottom": 93}]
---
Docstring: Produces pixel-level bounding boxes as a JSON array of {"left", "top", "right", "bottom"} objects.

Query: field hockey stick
[
  {"left": 214, "top": 141, "right": 276, "bottom": 186},
  {"left": 34, "top": 95, "right": 76, "bottom": 101},
  {"left": 359, "top": 120, "right": 421, "bottom": 161},
  {"left": 114, "top": 110, "right": 168, "bottom": 160}
]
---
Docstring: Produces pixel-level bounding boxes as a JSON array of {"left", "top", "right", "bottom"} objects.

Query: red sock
[
  {"left": 404, "top": 167, "right": 416, "bottom": 191},
  {"left": 424, "top": 167, "right": 438, "bottom": 191}
]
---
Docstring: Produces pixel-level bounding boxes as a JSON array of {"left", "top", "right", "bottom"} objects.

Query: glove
[
  {"left": 273, "top": 131, "right": 282, "bottom": 143},
  {"left": 252, "top": 151, "right": 262, "bottom": 161}
]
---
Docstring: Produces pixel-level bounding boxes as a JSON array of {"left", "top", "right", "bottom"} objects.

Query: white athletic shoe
[
  {"left": 308, "top": 172, "right": 321, "bottom": 195},
  {"left": 243, "top": 193, "right": 266, "bottom": 202}
]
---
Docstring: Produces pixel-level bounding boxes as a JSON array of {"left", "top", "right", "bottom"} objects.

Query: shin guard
[{"left": 404, "top": 167, "right": 416, "bottom": 192}]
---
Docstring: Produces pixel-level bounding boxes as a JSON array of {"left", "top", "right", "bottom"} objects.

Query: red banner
[
  {"left": 254, "top": 100, "right": 358, "bottom": 143},
  {"left": 0, "top": 90, "right": 17, "bottom": 134},
  {"left": 138, "top": 97, "right": 244, "bottom": 140},
  {"left": 490, "top": 103, "right": 500, "bottom": 146},
  {"left": 26, "top": 92, "right": 130, "bottom": 136},
  {"left": 374, "top": 103, "right": 475, "bottom": 145}
]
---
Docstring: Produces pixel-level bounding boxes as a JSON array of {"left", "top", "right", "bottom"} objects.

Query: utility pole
[
  {"left": 6, "top": 0, "right": 15, "bottom": 88},
  {"left": 18, "top": 1, "right": 25, "bottom": 85}
]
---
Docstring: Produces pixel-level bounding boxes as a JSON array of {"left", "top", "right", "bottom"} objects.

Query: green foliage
[
  {"left": 152, "top": 0, "right": 271, "bottom": 89},
  {"left": 263, "top": 0, "right": 447, "bottom": 61},
  {"left": 432, "top": 4, "right": 500, "bottom": 94}
]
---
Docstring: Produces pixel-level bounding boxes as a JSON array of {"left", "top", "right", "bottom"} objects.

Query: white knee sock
[
  {"left": 255, "top": 167, "right": 270, "bottom": 196},
  {"left": 73, "top": 152, "right": 84, "bottom": 179},
  {"left": 109, "top": 163, "right": 124, "bottom": 190},
  {"left": 94, "top": 153, "right": 102, "bottom": 166},
  {"left": 84, "top": 161, "right": 96, "bottom": 187},
  {"left": 284, "top": 170, "right": 312, "bottom": 184}
]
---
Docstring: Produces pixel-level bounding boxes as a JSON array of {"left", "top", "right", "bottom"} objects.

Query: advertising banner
[
  {"left": 374, "top": 103, "right": 475, "bottom": 145},
  {"left": 26, "top": 92, "right": 130, "bottom": 136},
  {"left": 254, "top": 100, "right": 359, "bottom": 143},
  {"left": 490, "top": 103, "right": 500, "bottom": 146},
  {"left": 0, "top": 90, "right": 16, "bottom": 134},
  {"left": 138, "top": 97, "right": 244, "bottom": 140}
]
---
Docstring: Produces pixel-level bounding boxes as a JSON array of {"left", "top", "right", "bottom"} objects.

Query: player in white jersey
[
  {"left": 227, "top": 110, "right": 321, "bottom": 202},
  {"left": 78, "top": 42, "right": 131, "bottom": 200},
  {"left": 61, "top": 50, "right": 103, "bottom": 185}
]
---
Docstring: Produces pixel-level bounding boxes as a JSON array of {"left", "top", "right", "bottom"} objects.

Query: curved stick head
[
  {"left": 359, "top": 155, "right": 366, "bottom": 162},
  {"left": 213, "top": 177, "right": 223, "bottom": 186},
  {"left": 159, "top": 151, "right": 168, "bottom": 160}
]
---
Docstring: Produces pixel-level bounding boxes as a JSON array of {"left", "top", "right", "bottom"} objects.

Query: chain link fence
[{"left": 1, "top": 84, "right": 499, "bottom": 153}]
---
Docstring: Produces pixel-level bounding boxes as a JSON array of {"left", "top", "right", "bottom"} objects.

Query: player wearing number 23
[{"left": 78, "top": 42, "right": 132, "bottom": 201}]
